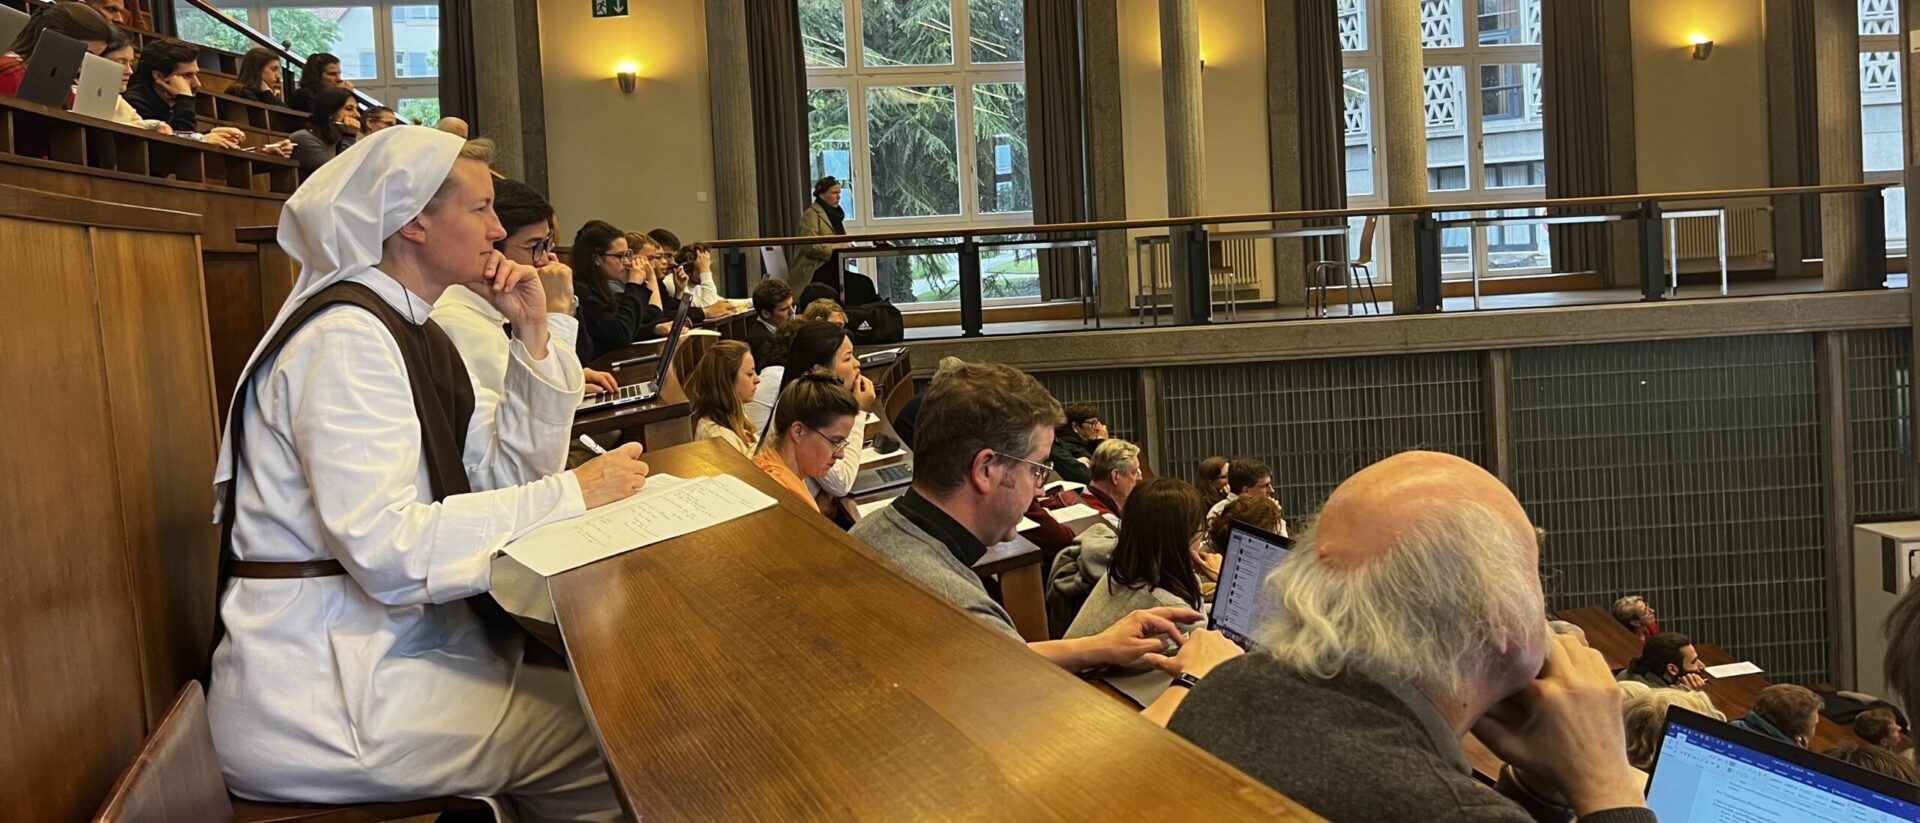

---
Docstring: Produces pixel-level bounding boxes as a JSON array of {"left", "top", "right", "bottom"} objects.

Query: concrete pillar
[
  {"left": 1266, "top": 0, "right": 1305, "bottom": 308},
  {"left": 1160, "top": 0, "right": 1206, "bottom": 324},
  {"left": 1086, "top": 0, "right": 1132, "bottom": 319},
  {"left": 1379, "top": 0, "right": 1426, "bottom": 314},
  {"left": 471, "top": 1, "right": 548, "bottom": 191},
  {"left": 1814, "top": 0, "right": 1870, "bottom": 289},
  {"left": 705, "top": 0, "right": 760, "bottom": 246}
]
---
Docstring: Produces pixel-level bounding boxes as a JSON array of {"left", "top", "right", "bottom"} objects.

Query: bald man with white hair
[
  {"left": 1165, "top": 451, "right": 1654, "bottom": 823},
  {"left": 437, "top": 116, "right": 471, "bottom": 138}
]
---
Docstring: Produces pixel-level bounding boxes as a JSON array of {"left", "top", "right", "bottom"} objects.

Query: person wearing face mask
[
  {"left": 431, "top": 178, "right": 619, "bottom": 464},
  {"left": 789, "top": 175, "right": 854, "bottom": 291},
  {"left": 753, "top": 372, "right": 860, "bottom": 513},
  {"left": 288, "top": 51, "right": 353, "bottom": 113},
  {"left": 288, "top": 87, "right": 360, "bottom": 179},
  {"left": 0, "top": 2, "right": 115, "bottom": 98}
]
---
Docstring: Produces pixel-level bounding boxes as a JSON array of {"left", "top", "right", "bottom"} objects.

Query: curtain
[
  {"left": 1027, "top": 0, "right": 1090, "bottom": 300},
  {"left": 1793, "top": 0, "right": 1822, "bottom": 257},
  {"left": 146, "top": 0, "right": 177, "bottom": 34},
  {"left": 1542, "top": 0, "right": 1630, "bottom": 276},
  {"left": 1296, "top": 0, "right": 1347, "bottom": 215},
  {"left": 746, "top": 0, "right": 808, "bottom": 239},
  {"left": 438, "top": 0, "right": 480, "bottom": 130}
]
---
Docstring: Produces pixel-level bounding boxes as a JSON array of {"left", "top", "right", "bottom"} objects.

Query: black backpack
[{"left": 844, "top": 301, "right": 904, "bottom": 345}]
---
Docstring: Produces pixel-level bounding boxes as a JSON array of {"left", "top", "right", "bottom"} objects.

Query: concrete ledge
[{"left": 900, "top": 290, "right": 1911, "bottom": 375}]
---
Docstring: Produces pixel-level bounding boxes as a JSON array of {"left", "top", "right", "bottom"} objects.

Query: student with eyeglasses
[
  {"left": 849, "top": 362, "right": 1240, "bottom": 721},
  {"left": 431, "top": 180, "right": 619, "bottom": 444},
  {"left": 1049, "top": 402, "right": 1109, "bottom": 485},
  {"left": 753, "top": 373, "right": 860, "bottom": 513},
  {"left": 571, "top": 219, "right": 666, "bottom": 364},
  {"left": 746, "top": 321, "right": 880, "bottom": 503}
]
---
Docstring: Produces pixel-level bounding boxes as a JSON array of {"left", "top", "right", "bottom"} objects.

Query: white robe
[
  {"left": 431, "top": 283, "right": 583, "bottom": 481},
  {"left": 208, "top": 271, "right": 617, "bottom": 820}
]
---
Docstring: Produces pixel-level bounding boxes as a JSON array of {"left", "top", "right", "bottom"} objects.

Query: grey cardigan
[
  {"left": 1064, "top": 571, "right": 1202, "bottom": 641},
  {"left": 848, "top": 503, "right": 1022, "bottom": 641}
]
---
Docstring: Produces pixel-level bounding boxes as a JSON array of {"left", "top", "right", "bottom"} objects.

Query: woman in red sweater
[{"left": 0, "top": 2, "right": 117, "bottom": 97}]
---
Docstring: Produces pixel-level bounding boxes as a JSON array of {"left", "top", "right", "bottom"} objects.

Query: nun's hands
[{"left": 482, "top": 250, "right": 553, "bottom": 359}]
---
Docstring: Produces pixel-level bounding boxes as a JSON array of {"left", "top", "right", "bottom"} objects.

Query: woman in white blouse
[
  {"left": 746, "top": 320, "right": 880, "bottom": 498},
  {"left": 686, "top": 340, "right": 761, "bottom": 456}
]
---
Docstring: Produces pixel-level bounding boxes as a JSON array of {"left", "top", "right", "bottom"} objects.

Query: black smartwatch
[{"left": 1169, "top": 672, "right": 1203, "bottom": 691}]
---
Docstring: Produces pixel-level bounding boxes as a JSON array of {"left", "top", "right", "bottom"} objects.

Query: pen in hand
[{"left": 578, "top": 435, "right": 607, "bottom": 456}]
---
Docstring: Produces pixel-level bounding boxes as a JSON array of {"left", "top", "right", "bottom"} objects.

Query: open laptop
[
  {"left": 849, "top": 435, "right": 912, "bottom": 497},
  {"left": 1647, "top": 707, "right": 1920, "bottom": 821},
  {"left": 0, "top": 6, "right": 29, "bottom": 55},
  {"left": 1209, "top": 520, "right": 1294, "bottom": 650},
  {"left": 578, "top": 293, "right": 696, "bottom": 411},
  {"left": 69, "top": 53, "right": 122, "bottom": 120},
  {"left": 16, "top": 29, "right": 88, "bottom": 109}
]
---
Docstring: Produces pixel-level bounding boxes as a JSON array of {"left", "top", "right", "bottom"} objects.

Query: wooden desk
[
  {"left": 573, "top": 340, "right": 693, "bottom": 448},
  {"left": 1557, "top": 606, "right": 1867, "bottom": 752},
  {"left": 858, "top": 350, "right": 915, "bottom": 425},
  {"left": 699, "top": 306, "right": 753, "bottom": 341},
  {"left": 0, "top": 94, "right": 298, "bottom": 194},
  {"left": 548, "top": 439, "right": 1309, "bottom": 820},
  {"left": 193, "top": 89, "right": 306, "bottom": 136}
]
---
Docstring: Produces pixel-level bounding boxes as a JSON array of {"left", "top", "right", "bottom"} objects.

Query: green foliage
[
  {"left": 799, "top": 0, "right": 846, "bottom": 67},
  {"left": 174, "top": 8, "right": 251, "bottom": 55},
  {"left": 396, "top": 98, "right": 441, "bottom": 125},
  {"left": 267, "top": 9, "right": 347, "bottom": 73}
]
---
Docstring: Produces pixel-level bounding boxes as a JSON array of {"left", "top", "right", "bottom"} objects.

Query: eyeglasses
[
  {"left": 804, "top": 425, "right": 851, "bottom": 454},
  {"left": 529, "top": 234, "right": 556, "bottom": 259},
  {"left": 599, "top": 251, "right": 637, "bottom": 263},
  {"left": 992, "top": 451, "right": 1053, "bottom": 485}
]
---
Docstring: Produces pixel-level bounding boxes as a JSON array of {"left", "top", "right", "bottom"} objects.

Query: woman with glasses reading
[
  {"left": 571, "top": 219, "right": 667, "bottom": 364},
  {"left": 754, "top": 373, "right": 860, "bottom": 513},
  {"left": 1065, "top": 478, "right": 1209, "bottom": 645}
]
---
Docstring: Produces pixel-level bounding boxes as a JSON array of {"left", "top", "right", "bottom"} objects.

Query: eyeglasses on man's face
[{"left": 992, "top": 451, "right": 1053, "bottom": 485}]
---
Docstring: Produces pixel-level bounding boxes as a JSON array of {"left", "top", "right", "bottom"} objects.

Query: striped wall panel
[
  {"left": 1157, "top": 352, "right": 1486, "bottom": 516},
  {"left": 1031, "top": 368, "right": 1140, "bottom": 445},
  {"left": 1511, "top": 334, "right": 1829, "bottom": 683},
  {"left": 1848, "top": 329, "right": 1918, "bottom": 521}
]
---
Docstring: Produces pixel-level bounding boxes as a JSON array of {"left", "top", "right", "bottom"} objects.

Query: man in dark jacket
[
  {"left": 1048, "top": 402, "right": 1107, "bottom": 485},
  {"left": 122, "top": 39, "right": 204, "bottom": 134},
  {"left": 1165, "top": 451, "right": 1655, "bottom": 823}
]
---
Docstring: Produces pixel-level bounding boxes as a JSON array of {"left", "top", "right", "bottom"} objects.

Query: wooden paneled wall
[{"left": 0, "top": 186, "right": 222, "bottom": 821}]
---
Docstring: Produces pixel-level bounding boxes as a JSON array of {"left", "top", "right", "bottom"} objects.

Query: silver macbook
[{"left": 70, "top": 53, "right": 121, "bottom": 119}]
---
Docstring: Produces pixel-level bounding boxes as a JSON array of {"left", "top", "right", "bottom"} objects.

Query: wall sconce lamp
[
  {"left": 1688, "top": 33, "right": 1714, "bottom": 61},
  {"left": 616, "top": 61, "right": 639, "bottom": 93}
]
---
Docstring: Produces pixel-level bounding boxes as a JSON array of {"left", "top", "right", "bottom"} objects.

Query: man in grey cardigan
[
  {"left": 1166, "top": 451, "right": 1655, "bottom": 823},
  {"left": 850, "top": 363, "right": 1242, "bottom": 723}
]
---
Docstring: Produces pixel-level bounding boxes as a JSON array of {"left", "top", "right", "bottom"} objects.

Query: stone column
[
  {"left": 1814, "top": 0, "right": 1870, "bottom": 289},
  {"left": 706, "top": 0, "right": 760, "bottom": 249},
  {"left": 1086, "top": 0, "right": 1132, "bottom": 319},
  {"left": 1160, "top": 0, "right": 1207, "bottom": 324},
  {"left": 1379, "top": 0, "right": 1426, "bottom": 313}
]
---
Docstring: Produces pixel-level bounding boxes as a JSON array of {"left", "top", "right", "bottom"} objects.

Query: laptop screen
[
  {"left": 652, "top": 292, "right": 697, "bottom": 386},
  {"left": 1210, "top": 522, "right": 1291, "bottom": 644},
  {"left": 1647, "top": 708, "right": 1920, "bottom": 822}
]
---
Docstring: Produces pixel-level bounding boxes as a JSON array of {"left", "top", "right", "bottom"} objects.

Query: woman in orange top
[{"left": 752, "top": 372, "right": 859, "bottom": 513}]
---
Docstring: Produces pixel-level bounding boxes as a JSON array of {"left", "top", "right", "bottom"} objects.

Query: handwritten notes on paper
[{"left": 502, "top": 473, "right": 776, "bottom": 577}]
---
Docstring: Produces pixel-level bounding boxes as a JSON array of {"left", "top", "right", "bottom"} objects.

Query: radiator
[{"left": 1667, "top": 205, "right": 1773, "bottom": 262}]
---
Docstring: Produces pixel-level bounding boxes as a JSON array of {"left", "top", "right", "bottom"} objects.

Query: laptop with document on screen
[
  {"left": 1646, "top": 706, "right": 1920, "bottom": 822},
  {"left": 1209, "top": 520, "right": 1293, "bottom": 650},
  {"left": 578, "top": 289, "right": 695, "bottom": 411}
]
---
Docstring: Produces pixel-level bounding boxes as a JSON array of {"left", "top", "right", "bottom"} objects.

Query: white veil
[{"left": 211, "top": 125, "right": 467, "bottom": 517}]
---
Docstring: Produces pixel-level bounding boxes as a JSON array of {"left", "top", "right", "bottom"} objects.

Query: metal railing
[{"left": 703, "top": 184, "right": 1894, "bottom": 337}]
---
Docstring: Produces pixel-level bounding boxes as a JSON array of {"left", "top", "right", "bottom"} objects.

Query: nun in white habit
[{"left": 207, "top": 126, "right": 646, "bottom": 821}]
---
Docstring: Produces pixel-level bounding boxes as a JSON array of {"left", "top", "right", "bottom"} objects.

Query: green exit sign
[{"left": 593, "top": 0, "right": 628, "bottom": 17}]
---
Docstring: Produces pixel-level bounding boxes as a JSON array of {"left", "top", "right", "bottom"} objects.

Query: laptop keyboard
[
  {"left": 873, "top": 464, "right": 912, "bottom": 484},
  {"left": 579, "top": 381, "right": 657, "bottom": 409}
]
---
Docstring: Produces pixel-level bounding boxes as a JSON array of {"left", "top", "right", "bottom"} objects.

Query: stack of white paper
[
  {"left": 491, "top": 474, "right": 777, "bottom": 621},
  {"left": 1704, "top": 661, "right": 1763, "bottom": 679}
]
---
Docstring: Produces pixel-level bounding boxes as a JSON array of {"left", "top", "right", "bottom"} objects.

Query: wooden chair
[
  {"left": 1307, "top": 215, "right": 1381, "bottom": 317},
  {"left": 94, "top": 682, "right": 491, "bottom": 823}
]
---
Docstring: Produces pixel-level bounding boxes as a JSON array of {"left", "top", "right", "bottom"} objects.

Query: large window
[
  {"left": 1860, "top": 0, "right": 1907, "bottom": 253},
  {"left": 1341, "top": 0, "right": 1548, "bottom": 279},
  {"left": 802, "top": 0, "right": 1031, "bottom": 306},
  {"left": 174, "top": 2, "right": 439, "bottom": 123}
]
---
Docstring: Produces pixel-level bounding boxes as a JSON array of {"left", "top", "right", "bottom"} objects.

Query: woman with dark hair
[
  {"left": 1065, "top": 478, "right": 1209, "bottom": 642},
  {"left": 754, "top": 373, "right": 860, "bottom": 513},
  {"left": 687, "top": 341, "right": 760, "bottom": 456},
  {"left": 288, "top": 51, "right": 352, "bottom": 112},
  {"left": 1197, "top": 456, "right": 1231, "bottom": 504},
  {"left": 288, "top": 86, "right": 359, "bottom": 178},
  {"left": 0, "top": 2, "right": 115, "bottom": 96},
  {"left": 230, "top": 47, "right": 285, "bottom": 105},
  {"left": 572, "top": 219, "right": 668, "bottom": 364},
  {"left": 787, "top": 175, "right": 851, "bottom": 290},
  {"left": 745, "top": 321, "right": 878, "bottom": 500}
]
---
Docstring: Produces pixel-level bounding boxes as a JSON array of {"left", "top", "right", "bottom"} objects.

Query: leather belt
[{"left": 226, "top": 558, "right": 346, "bottom": 579}]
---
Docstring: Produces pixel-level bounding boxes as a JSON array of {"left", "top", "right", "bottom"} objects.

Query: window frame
[
  {"left": 1859, "top": 0, "right": 1906, "bottom": 254},
  {"left": 174, "top": 2, "right": 440, "bottom": 119}
]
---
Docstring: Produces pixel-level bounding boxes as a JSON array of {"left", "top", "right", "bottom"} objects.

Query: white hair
[
  {"left": 1252, "top": 499, "right": 1545, "bottom": 700},
  {"left": 1090, "top": 438, "right": 1140, "bottom": 478},
  {"left": 1622, "top": 687, "right": 1723, "bottom": 770}
]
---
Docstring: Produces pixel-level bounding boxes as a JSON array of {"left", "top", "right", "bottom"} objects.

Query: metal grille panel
[
  {"left": 1849, "top": 329, "right": 1917, "bottom": 520},
  {"left": 1158, "top": 353, "right": 1486, "bottom": 514},
  {"left": 1031, "top": 369, "right": 1139, "bottom": 445},
  {"left": 1512, "top": 335, "right": 1828, "bottom": 683}
]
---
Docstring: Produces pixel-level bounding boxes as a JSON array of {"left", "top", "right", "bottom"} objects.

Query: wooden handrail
[{"left": 706, "top": 182, "right": 1890, "bottom": 249}]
